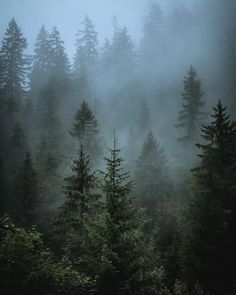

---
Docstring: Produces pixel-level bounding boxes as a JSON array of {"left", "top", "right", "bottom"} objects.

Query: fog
[{"left": 0, "top": 1, "right": 236, "bottom": 293}]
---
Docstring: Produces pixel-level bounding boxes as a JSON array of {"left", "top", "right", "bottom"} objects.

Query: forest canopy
[{"left": 0, "top": 0, "right": 236, "bottom": 294}]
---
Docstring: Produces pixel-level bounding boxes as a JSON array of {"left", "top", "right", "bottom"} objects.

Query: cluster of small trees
[{"left": 0, "top": 3, "right": 236, "bottom": 294}]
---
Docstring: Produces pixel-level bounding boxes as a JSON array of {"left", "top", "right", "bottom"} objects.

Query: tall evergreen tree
[
  {"left": 74, "top": 15, "right": 98, "bottom": 77},
  {"left": 180, "top": 101, "right": 236, "bottom": 294},
  {"left": 14, "top": 152, "right": 40, "bottom": 228},
  {"left": 135, "top": 130, "right": 171, "bottom": 222},
  {"left": 99, "top": 135, "right": 163, "bottom": 295},
  {"left": 35, "top": 80, "right": 64, "bottom": 217},
  {"left": 70, "top": 100, "right": 101, "bottom": 161},
  {"left": 111, "top": 26, "right": 135, "bottom": 76},
  {"left": 29, "top": 25, "right": 51, "bottom": 98},
  {"left": 175, "top": 65, "right": 205, "bottom": 142},
  {"left": 0, "top": 18, "right": 28, "bottom": 114},
  {"left": 49, "top": 26, "right": 70, "bottom": 79},
  {"left": 53, "top": 144, "right": 104, "bottom": 284},
  {"left": 54, "top": 144, "right": 97, "bottom": 236}
]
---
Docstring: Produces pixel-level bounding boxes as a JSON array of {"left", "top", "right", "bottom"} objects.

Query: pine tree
[
  {"left": 14, "top": 152, "right": 40, "bottom": 227},
  {"left": 30, "top": 25, "right": 51, "bottom": 98},
  {"left": 70, "top": 100, "right": 101, "bottom": 161},
  {"left": 135, "top": 131, "right": 172, "bottom": 226},
  {"left": 175, "top": 65, "right": 205, "bottom": 142},
  {"left": 35, "top": 80, "right": 64, "bottom": 217},
  {"left": 53, "top": 144, "right": 103, "bottom": 281},
  {"left": 49, "top": 26, "right": 70, "bottom": 79},
  {"left": 74, "top": 15, "right": 98, "bottom": 77},
  {"left": 54, "top": 144, "right": 97, "bottom": 235},
  {"left": 0, "top": 18, "right": 28, "bottom": 114},
  {"left": 36, "top": 79, "right": 63, "bottom": 173},
  {"left": 111, "top": 26, "right": 135, "bottom": 76},
  {"left": 180, "top": 101, "right": 236, "bottom": 294},
  {"left": 99, "top": 135, "right": 160, "bottom": 295}
]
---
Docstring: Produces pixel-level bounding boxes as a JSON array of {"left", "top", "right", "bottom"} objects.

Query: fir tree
[
  {"left": 49, "top": 26, "right": 70, "bottom": 79},
  {"left": 30, "top": 25, "right": 51, "bottom": 98},
  {"left": 135, "top": 130, "right": 171, "bottom": 222},
  {"left": 0, "top": 18, "right": 28, "bottom": 114},
  {"left": 175, "top": 65, "right": 205, "bottom": 142},
  {"left": 180, "top": 101, "right": 236, "bottom": 294},
  {"left": 99, "top": 135, "right": 161, "bottom": 295},
  {"left": 74, "top": 15, "right": 98, "bottom": 77},
  {"left": 14, "top": 152, "right": 40, "bottom": 227},
  {"left": 54, "top": 144, "right": 97, "bottom": 235},
  {"left": 70, "top": 100, "right": 101, "bottom": 161},
  {"left": 35, "top": 80, "right": 64, "bottom": 217},
  {"left": 111, "top": 26, "right": 135, "bottom": 76},
  {"left": 53, "top": 144, "right": 103, "bottom": 282}
]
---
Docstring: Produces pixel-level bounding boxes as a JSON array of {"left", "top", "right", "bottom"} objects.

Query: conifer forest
[{"left": 0, "top": 0, "right": 236, "bottom": 294}]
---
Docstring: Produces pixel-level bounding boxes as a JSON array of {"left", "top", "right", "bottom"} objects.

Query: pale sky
[{"left": 0, "top": 0, "right": 195, "bottom": 58}]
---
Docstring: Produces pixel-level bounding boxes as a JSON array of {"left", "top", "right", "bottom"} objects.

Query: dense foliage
[{"left": 0, "top": 3, "right": 235, "bottom": 294}]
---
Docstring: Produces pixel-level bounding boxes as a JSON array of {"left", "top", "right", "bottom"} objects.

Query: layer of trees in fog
[{"left": 0, "top": 0, "right": 236, "bottom": 294}]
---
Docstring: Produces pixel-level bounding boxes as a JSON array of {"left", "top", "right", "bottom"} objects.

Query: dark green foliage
[
  {"left": 0, "top": 18, "right": 28, "bottom": 114},
  {"left": 6, "top": 122, "right": 27, "bottom": 178},
  {"left": 30, "top": 25, "right": 70, "bottom": 99},
  {"left": 30, "top": 25, "right": 51, "bottom": 97},
  {"left": 99, "top": 135, "right": 165, "bottom": 295},
  {"left": 70, "top": 100, "right": 101, "bottom": 161},
  {"left": 36, "top": 79, "right": 63, "bottom": 175},
  {"left": 179, "top": 101, "right": 236, "bottom": 294},
  {"left": 135, "top": 131, "right": 171, "bottom": 221},
  {"left": 53, "top": 144, "right": 103, "bottom": 287},
  {"left": 0, "top": 215, "right": 93, "bottom": 295},
  {"left": 14, "top": 153, "right": 40, "bottom": 228},
  {"left": 54, "top": 144, "right": 97, "bottom": 238},
  {"left": 35, "top": 79, "right": 64, "bottom": 223},
  {"left": 175, "top": 65, "right": 205, "bottom": 142}
]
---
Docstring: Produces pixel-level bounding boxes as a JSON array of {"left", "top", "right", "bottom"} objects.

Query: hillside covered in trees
[{"left": 0, "top": 0, "right": 236, "bottom": 294}]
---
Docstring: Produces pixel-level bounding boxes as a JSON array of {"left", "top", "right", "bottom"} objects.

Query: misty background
[{"left": 0, "top": 1, "right": 236, "bottom": 294}]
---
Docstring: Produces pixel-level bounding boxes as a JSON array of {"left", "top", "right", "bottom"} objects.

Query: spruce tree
[
  {"left": 14, "top": 152, "right": 40, "bottom": 228},
  {"left": 70, "top": 100, "right": 101, "bottom": 161},
  {"left": 54, "top": 144, "right": 97, "bottom": 236},
  {"left": 135, "top": 130, "right": 171, "bottom": 222},
  {"left": 49, "top": 26, "right": 70, "bottom": 79},
  {"left": 30, "top": 25, "right": 51, "bottom": 98},
  {"left": 53, "top": 144, "right": 103, "bottom": 281},
  {"left": 111, "top": 26, "right": 135, "bottom": 76},
  {"left": 0, "top": 18, "right": 28, "bottom": 114},
  {"left": 180, "top": 101, "right": 236, "bottom": 294},
  {"left": 175, "top": 65, "right": 205, "bottom": 142},
  {"left": 99, "top": 135, "right": 160, "bottom": 295},
  {"left": 35, "top": 80, "right": 64, "bottom": 217},
  {"left": 74, "top": 15, "right": 98, "bottom": 77}
]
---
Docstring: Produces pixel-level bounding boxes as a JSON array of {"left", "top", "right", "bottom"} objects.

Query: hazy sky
[{"left": 0, "top": 0, "right": 195, "bottom": 58}]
